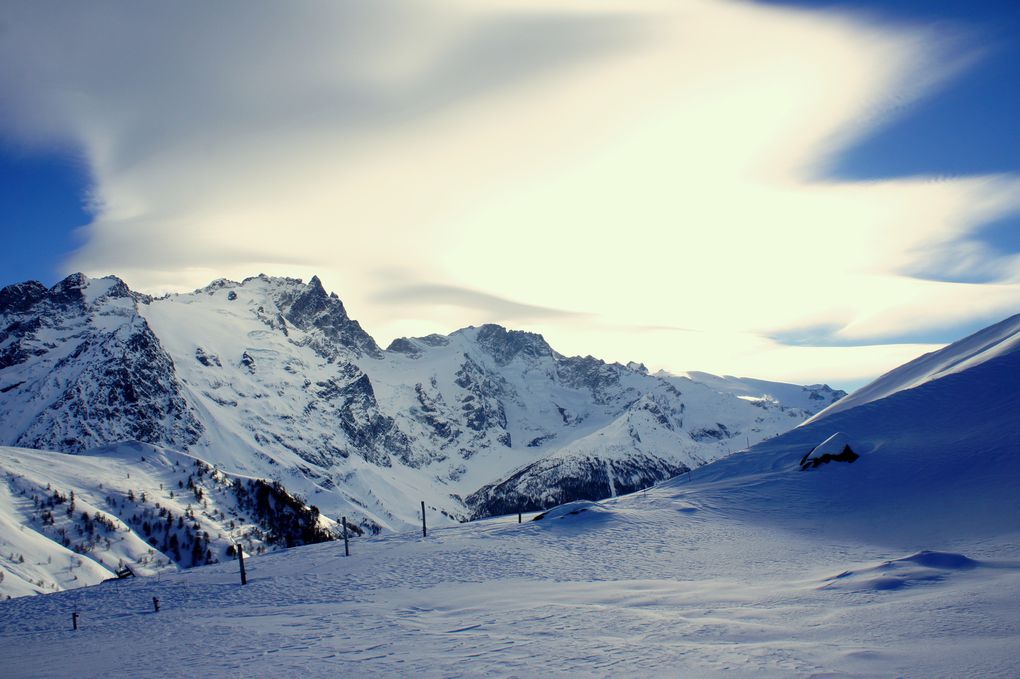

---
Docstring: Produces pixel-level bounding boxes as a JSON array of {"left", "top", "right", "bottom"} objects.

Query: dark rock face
[
  {"left": 334, "top": 373, "right": 407, "bottom": 466},
  {"left": 467, "top": 454, "right": 689, "bottom": 518},
  {"left": 474, "top": 324, "right": 554, "bottom": 366},
  {"left": 413, "top": 382, "right": 458, "bottom": 441},
  {"left": 690, "top": 423, "right": 730, "bottom": 442},
  {"left": 386, "top": 338, "right": 422, "bottom": 358},
  {"left": 0, "top": 274, "right": 203, "bottom": 453},
  {"left": 556, "top": 356, "right": 630, "bottom": 405},
  {"left": 273, "top": 275, "right": 381, "bottom": 359},
  {"left": 195, "top": 347, "right": 221, "bottom": 367},
  {"left": 454, "top": 354, "right": 510, "bottom": 444},
  {"left": 804, "top": 384, "right": 848, "bottom": 405},
  {"left": 47, "top": 273, "right": 90, "bottom": 306},
  {"left": 799, "top": 444, "right": 859, "bottom": 470},
  {"left": 0, "top": 281, "right": 48, "bottom": 314}
]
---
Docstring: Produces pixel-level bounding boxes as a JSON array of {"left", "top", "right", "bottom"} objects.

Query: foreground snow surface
[
  {"left": 1, "top": 471, "right": 1017, "bottom": 678},
  {"left": 3, "top": 313, "right": 1020, "bottom": 676}
]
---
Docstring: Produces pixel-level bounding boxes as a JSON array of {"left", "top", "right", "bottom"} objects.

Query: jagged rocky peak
[
  {"left": 556, "top": 354, "right": 622, "bottom": 398},
  {"left": 198, "top": 274, "right": 382, "bottom": 358},
  {"left": 803, "top": 383, "right": 847, "bottom": 403},
  {"left": 0, "top": 280, "right": 48, "bottom": 313},
  {"left": 263, "top": 274, "right": 381, "bottom": 358},
  {"left": 0, "top": 273, "right": 133, "bottom": 313},
  {"left": 386, "top": 337, "right": 422, "bottom": 357},
  {"left": 386, "top": 333, "right": 451, "bottom": 358},
  {"left": 195, "top": 277, "right": 240, "bottom": 294},
  {"left": 469, "top": 324, "right": 554, "bottom": 366},
  {"left": 626, "top": 361, "right": 649, "bottom": 374},
  {"left": 53, "top": 273, "right": 134, "bottom": 306}
]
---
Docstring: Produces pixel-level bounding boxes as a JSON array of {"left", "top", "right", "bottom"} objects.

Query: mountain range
[{"left": 0, "top": 273, "right": 846, "bottom": 595}]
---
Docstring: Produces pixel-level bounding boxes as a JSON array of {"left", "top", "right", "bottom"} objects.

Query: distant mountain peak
[{"left": 472, "top": 323, "right": 554, "bottom": 366}]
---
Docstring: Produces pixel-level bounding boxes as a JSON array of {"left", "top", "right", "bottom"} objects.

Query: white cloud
[{"left": 1, "top": 0, "right": 1018, "bottom": 387}]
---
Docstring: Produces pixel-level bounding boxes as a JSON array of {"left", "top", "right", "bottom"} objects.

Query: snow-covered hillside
[
  {"left": 0, "top": 273, "right": 839, "bottom": 535},
  {"left": 0, "top": 312, "right": 1016, "bottom": 677},
  {"left": 0, "top": 442, "right": 335, "bottom": 599},
  {"left": 804, "top": 312, "right": 1020, "bottom": 423},
  {"left": 662, "top": 370, "right": 845, "bottom": 414},
  {"left": 685, "top": 310, "right": 1020, "bottom": 544}
]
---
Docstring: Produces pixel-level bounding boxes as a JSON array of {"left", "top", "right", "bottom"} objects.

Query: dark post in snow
[
  {"left": 342, "top": 516, "right": 350, "bottom": 557},
  {"left": 72, "top": 610, "right": 79, "bottom": 631},
  {"left": 152, "top": 596, "right": 160, "bottom": 613},
  {"left": 237, "top": 544, "right": 247, "bottom": 585},
  {"left": 421, "top": 500, "right": 427, "bottom": 537},
  {"left": 518, "top": 511, "right": 522, "bottom": 524}
]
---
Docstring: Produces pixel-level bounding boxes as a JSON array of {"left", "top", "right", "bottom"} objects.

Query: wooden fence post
[
  {"left": 342, "top": 516, "right": 350, "bottom": 557},
  {"left": 421, "top": 500, "right": 427, "bottom": 537},
  {"left": 237, "top": 544, "right": 247, "bottom": 585}
]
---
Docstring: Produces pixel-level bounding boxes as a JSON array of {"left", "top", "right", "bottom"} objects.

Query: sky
[{"left": 1, "top": 0, "right": 1019, "bottom": 390}]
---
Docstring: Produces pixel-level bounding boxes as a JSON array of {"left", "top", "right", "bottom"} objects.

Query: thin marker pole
[
  {"left": 237, "top": 544, "right": 247, "bottom": 585},
  {"left": 342, "top": 516, "right": 350, "bottom": 557},
  {"left": 421, "top": 500, "right": 427, "bottom": 537}
]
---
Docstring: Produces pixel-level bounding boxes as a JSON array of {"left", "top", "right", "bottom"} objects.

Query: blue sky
[
  {"left": 767, "top": 1, "right": 1020, "bottom": 175},
  {"left": 0, "top": 146, "right": 91, "bottom": 285},
  {"left": 1, "top": 0, "right": 1018, "bottom": 388}
]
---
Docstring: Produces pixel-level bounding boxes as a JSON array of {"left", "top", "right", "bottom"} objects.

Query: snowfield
[
  {"left": 1, "top": 298, "right": 1018, "bottom": 676},
  {"left": 0, "top": 467, "right": 1016, "bottom": 678}
]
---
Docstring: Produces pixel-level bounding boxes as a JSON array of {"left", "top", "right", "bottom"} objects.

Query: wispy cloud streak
[{"left": 1, "top": 0, "right": 1017, "bottom": 386}]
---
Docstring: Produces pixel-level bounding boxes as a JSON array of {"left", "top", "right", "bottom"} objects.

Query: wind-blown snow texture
[
  {"left": 0, "top": 312, "right": 1018, "bottom": 676},
  {"left": 0, "top": 274, "right": 841, "bottom": 540}
]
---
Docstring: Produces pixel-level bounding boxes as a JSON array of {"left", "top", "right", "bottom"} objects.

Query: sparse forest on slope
[{"left": 0, "top": 442, "right": 336, "bottom": 598}]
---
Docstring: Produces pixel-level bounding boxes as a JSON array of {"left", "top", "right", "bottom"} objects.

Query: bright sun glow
[{"left": 2, "top": 0, "right": 1018, "bottom": 387}]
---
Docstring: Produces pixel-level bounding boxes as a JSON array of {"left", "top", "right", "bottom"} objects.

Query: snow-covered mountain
[{"left": 0, "top": 273, "right": 840, "bottom": 538}]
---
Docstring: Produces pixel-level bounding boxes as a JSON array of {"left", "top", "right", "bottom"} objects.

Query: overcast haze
[{"left": 2, "top": 0, "right": 1019, "bottom": 388}]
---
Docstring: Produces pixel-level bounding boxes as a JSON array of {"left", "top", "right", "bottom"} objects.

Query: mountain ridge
[{"left": 0, "top": 272, "right": 843, "bottom": 537}]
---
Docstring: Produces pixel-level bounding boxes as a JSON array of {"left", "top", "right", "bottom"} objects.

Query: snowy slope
[
  {"left": 672, "top": 311, "right": 1020, "bottom": 547},
  {"left": 663, "top": 370, "right": 845, "bottom": 413},
  {"left": 0, "top": 316, "right": 1017, "bottom": 675},
  {"left": 1, "top": 273, "right": 838, "bottom": 535},
  {"left": 804, "top": 312, "right": 1020, "bottom": 423},
  {"left": 0, "top": 442, "right": 335, "bottom": 599}
]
